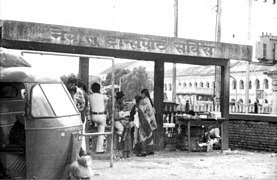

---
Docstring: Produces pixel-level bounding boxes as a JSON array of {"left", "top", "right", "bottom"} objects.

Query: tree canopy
[
  {"left": 120, "top": 66, "right": 153, "bottom": 100},
  {"left": 102, "top": 68, "right": 130, "bottom": 86}
]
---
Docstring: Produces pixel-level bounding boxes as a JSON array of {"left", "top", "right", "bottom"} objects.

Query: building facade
[{"left": 164, "top": 61, "right": 274, "bottom": 108}]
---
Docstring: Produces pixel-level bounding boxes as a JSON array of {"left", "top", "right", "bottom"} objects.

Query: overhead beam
[{"left": 0, "top": 20, "right": 252, "bottom": 62}]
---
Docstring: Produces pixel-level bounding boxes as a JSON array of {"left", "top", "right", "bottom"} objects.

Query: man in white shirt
[{"left": 88, "top": 83, "right": 108, "bottom": 153}]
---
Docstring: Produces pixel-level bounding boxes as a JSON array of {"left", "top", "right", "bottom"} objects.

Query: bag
[{"left": 134, "top": 112, "right": 140, "bottom": 128}]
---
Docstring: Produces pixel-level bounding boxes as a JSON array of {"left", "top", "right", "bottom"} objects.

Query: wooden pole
[
  {"left": 172, "top": 0, "right": 178, "bottom": 103},
  {"left": 110, "top": 58, "right": 115, "bottom": 167},
  {"left": 214, "top": 0, "right": 222, "bottom": 110},
  {"left": 245, "top": 0, "right": 252, "bottom": 113},
  {"left": 174, "top": 0, "right": 178, "bottom": 38},
  {"left": 215, "top": 0, "right": 221, "bottom": 42}
]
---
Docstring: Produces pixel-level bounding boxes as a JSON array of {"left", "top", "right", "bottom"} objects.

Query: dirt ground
[{"left": 89, "top": 150, "right": 277, "bottom": 180}]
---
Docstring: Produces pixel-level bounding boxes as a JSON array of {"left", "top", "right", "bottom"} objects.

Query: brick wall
[{"left": 229, "top": 120, "right": 277, "bottom": 152}]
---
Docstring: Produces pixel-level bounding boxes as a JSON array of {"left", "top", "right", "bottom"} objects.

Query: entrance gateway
[{"left": 0, "top": 20, "right": 252, "bottom": 150}]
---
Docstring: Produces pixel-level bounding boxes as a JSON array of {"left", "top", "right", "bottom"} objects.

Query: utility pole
[
  {"left": 214, "top": 0, "right": 222, "bottom": 110},
  {"left": 215, "top": 0, "right": 222, "bottom": 42},
  {"left": 172, "top": 0, "right": 178, "bottom": 102},
  {"left": 245, "top": 0, "right": 252, "bottom": 113}
]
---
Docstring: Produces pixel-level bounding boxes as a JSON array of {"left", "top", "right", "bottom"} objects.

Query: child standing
[
  {"left": 121, "top": 117, "right": 132, "bottom": 158},
  {"left": 115, "top": 104, "right": 130, "bottom": 135},
  {"left": 117, "top": 105, "right": 132, "bottom": 158}
]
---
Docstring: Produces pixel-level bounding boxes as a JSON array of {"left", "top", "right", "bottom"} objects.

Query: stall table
[{"left": 175, "top": 115, "right": 227, "bottom": 153}]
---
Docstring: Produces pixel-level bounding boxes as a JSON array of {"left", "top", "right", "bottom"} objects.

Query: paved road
[{"left": 89, "top": 150, "right": 277, "bottom": 180}]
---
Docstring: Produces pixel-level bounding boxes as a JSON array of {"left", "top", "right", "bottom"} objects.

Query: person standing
[
  {"left": 131, "top": 95, "right": 152, "bottom": 156},
  {"left": 139, "top": 89, "right": 157, "bottom": 155},
  {"left": 88, "top": 82, "right": 108, "bottom": 153},
  {"left": 67, "top": 77, "right": 87, "bottom": 156}
]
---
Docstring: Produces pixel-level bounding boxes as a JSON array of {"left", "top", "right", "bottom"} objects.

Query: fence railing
[
  {"left": 171, "top": 103, "right": 272, "bottom": 114},
  {"left": 229, "top": 104, "right": 272, "bottom": 114}
]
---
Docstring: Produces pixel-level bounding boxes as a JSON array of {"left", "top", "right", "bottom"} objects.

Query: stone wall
[{"left": 229, "top": 114, "right": 277, "bottom": 152}]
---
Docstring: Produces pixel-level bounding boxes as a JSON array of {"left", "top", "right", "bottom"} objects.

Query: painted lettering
[
  {"left": 155, "top": 40, "right": 168, "bottom": 51},
  {"left": 66, "top": 33, "right": 80, "bottom": 44},
  {"left": 187, "top": 41, "right": 200, "bottom": 55},
  {"left": 174, "top": 42, "right": 189, "bottom": 54},
  {"left": 202, "top": 45, "right": 214, "bottom": 56},
  {"left": 85, "top": 36, "right": 100, "bottom": 47},
  {"left": 174, "top": 40, "right": 215, "bottom": 57},
  {"left": 106, "top": 37, "right": 118, "bottom": 48},
  {"left": 50, "top": 27, "right": 65, "bottom": 41}
]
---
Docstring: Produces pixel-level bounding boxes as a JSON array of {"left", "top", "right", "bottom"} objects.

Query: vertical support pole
[
  {"left": 71, "top": 132, "right": 79, "bottom": 163},
  {"left": 172, "top": 0, "right": 178, "bottom": 103},
  {"left": 172, "top": 64, "right": 177, "bottom": 102},
  {"left": 154, "top": 60, "right": 164, "bottom": 151},
  {"left": 215, "top": 0, "right": 222, "bottom": 42},
  {"left": 174, "top": 0, "right": 178, "bottom": 38},
  {"left": 245, "top": 0, "right": 252, "bottom": 113},
  {"left": 187, "top": 121, "right": 191, "bottom": 152},
  {"left": 214, "top": 0, "right": 222, "bottom": 110},
  {"left": 265, "top": 72, "right": 277, "bottom": 114},
  {"left": 78, "top": 57, "right": 89, "bottom": 88},
  {"left": 220, "top": 60, "right": 230, "bottom": 150},
  {"left": 110, "top": 58, "right": 115, "bottom": 167},
  {"left": 220, "top": 122, "right": 224, "bottom": 153},
  {"left": 271, "top": 78, "right": 277, "bottom": 115}
]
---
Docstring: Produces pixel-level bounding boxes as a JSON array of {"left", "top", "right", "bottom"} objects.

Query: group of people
[
  {"left": 66, "top": 76, "right": 108, "bottom": 155},
  {"left": 67, "top": 75, "right": 157, "bottom": 158},
  {"left": 114, "top": 89, "right": 157, "bottom": 158}
]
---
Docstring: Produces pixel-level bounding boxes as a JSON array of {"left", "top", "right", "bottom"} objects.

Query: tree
[
  {"left": 121, "top": 66, "right": 154, "bottom": 101},
  {"left": 102, "top": 68, "right": 130, "bottom": 86}
]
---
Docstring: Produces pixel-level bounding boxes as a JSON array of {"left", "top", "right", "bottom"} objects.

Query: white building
[
  {"left": 164, "top": 61, "right": 275, "bottom": 107},
  {"left": 100, "top": 60, "right": 275, "bottom": 107}
]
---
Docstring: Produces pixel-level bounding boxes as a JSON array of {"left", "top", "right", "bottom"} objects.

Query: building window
[
  {"left": 194, "top": 82, "right": 198, "bottom": 87},
  {"left": 183, "top": 82, "right": 187, "bottom": 87},
  {"left": 178, "top": 82, "right": 182, "bottom": 87},
  {"left": 263, "top": 79, "right": 269, "bottom": 89},
  {"left": 164, "top": 83, "right": 167, "bottom": 91},
  {"left": 239, "top": 80, "right": 244, "bottom": 90},
  {"left": 169, "top": 83, "right": 172, "bottom": 91},
  {"left": 249, "top": 81, "right": 252, "bottom": 89},
  {"left": 265, "top": 99, "right": 268, "bottom": 104},
  {"left": 238, "top": 99, "right": 243, "bottom": 104},
  {"left": 232, "top": 80, "right": 237, "bottom": 90},
  {"left": 200, "top": 82, "right": 204, "bottom": 88},
  {"left": 189, "top": 82, "right": 192, "bottom": 87},
  {"left": 255, "top": 79, "right": 260, "bottom": 89},
  {"left": 263, "top": 43, "right": 267, "bottom": 58},
  {"left": 206, "top": 82, "right": 210, "bottom": 88}
]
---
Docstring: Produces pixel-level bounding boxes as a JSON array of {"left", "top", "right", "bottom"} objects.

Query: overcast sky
[{"left": 0, "top": 0, "right": 276, "bottom": 76}]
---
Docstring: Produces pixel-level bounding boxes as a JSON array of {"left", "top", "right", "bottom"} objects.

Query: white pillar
[
  {"left": 271, "top": 77, "right": 277, "bottom": 115},
  {"left": 265, "top": 69, "right": 277, "bottom": 115}
]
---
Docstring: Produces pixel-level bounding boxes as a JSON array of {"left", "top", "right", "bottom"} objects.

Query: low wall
[{"left": 229, "top": 114, "right": 277, "bottom": 152}]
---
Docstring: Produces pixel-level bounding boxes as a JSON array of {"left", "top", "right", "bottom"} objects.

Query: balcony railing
[{"left": 172, "top": 103, "right": 272, "bottom": 114}]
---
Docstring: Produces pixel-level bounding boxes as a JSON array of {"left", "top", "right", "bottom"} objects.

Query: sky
[{"left": 0, "top": 0, "right": 276, "bottom": 76}]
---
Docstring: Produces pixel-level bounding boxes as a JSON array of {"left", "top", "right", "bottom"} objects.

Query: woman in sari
[{"left": 132, "top": 89, "right": 157, "bottom": 156}]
